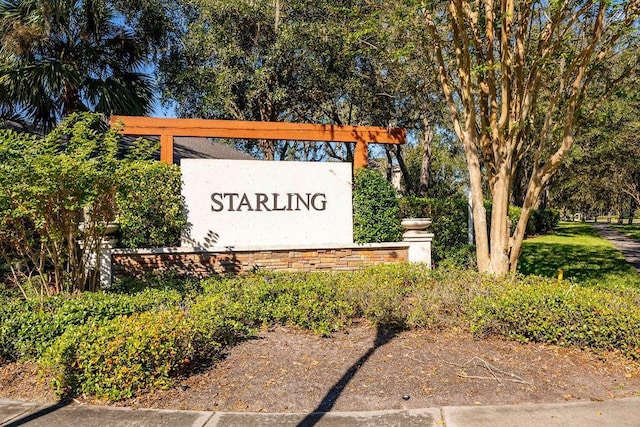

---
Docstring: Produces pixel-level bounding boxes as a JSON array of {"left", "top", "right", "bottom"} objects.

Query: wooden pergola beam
[{"left": 110, "top": 116, "right": 406, "bottom": 170}]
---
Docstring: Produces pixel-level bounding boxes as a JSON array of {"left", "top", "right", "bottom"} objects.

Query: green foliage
[
  {"left": 353, "top": 169, "right": 402, "bottom": 243},
  {"left": 397, "top": 196, "right": 434, "bottom": 218},
  {"left": 470, "top": 282, "right": 640, "bottom": 359},
  {"left": 402, "top": 135, "right": 468, "bottom": 199},
  {"left": 108, "top": 271, "right": 204, "bottom": 296},
  {"left": 0, "top": 289, "right": 182, "bottom": 362},
  {"left": 40, "top": 310, "right": 193, "bottom": 400},
  {"left": 531, "top": 209, "right": 561, "bottom": 235},
  {"left": 0, "top": 113, "right": 120, "bottom": 294},
  {"left": 4, "top": 262, "right": 640, "bottom": 400},
  {"left": 508, "top": 206, "right": 560, "bottom": 236},
  {"left": 0, "top": 0, "right": 173, "bottom": 128},
  {"left": 115, "top": 161, "right": 186, "bottom": 248},
  {"left": 160, "top": 0, "right": 434, "bottom": 161},
  {"left": 550, "top": 73, "right": 640, "bottom": 219},
  {"left": 342, "top": 263, "right": 430, "bottom": 328},
  {"left": 486, "top": 202, "right": 560, "bottom": 237},
  {"left": 0, "top": 114, "right": 188, "bottom": 294},
  {"left": 398, "top": 196, "right": 473, "bottom": 267},
  {"left": 508, "top": 206, "right": 527, "bottom": 235},
  {"left": 196, "top": 272, "right": 357, "bottom": 336}
]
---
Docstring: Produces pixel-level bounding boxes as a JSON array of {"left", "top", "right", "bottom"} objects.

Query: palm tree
[{"left": 0, "top": 0, "right": 169, "bottom": 130}]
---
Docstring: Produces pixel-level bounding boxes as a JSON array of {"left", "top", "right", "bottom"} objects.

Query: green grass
[
  {"left": 610, "top": 224, "right": 640, "bottom": 241},
  {"left": 518, "top": 222, "right": 640, "bottom": 287}
]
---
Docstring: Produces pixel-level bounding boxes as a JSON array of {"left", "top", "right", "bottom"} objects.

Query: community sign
[{"left": 181, "top": 159, "right": 353, "bottom": 247}]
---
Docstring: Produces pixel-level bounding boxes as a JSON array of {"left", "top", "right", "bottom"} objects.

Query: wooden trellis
[{"left": 110, "top": 116, "right": 405, "bottom": 170}]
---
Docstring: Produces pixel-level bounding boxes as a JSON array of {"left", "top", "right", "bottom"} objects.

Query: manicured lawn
[
  {"left": 610, "top": 224, "right": 640, "bottom": 241},
  {"left": 518, "top": 222, "right": 640, "bottom": 287}
]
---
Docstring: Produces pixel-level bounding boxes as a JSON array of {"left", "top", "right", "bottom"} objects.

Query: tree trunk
[
  {"left": 418, "top": 119, "right": 433, "bottom": 196},
  {"left": 394, "top": 145, "right": 414, "bottom": 195},
  {"left": 259, "top": 139, "right": 275, "bottom": 160},
  {"left": 618, "top": 200, "right": 624, "bottom": 224},
  {"left": 487, "top": 171, "right": 512, "bottom": 274},
  {"left": 385, "top": 147, "right": 393, "bottom": 182},
  {"left": 465, "top": 134, "right": 490, "bottom": 273}
]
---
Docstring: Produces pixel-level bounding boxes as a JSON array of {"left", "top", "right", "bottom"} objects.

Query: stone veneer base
[{"left": 111, "top": 243, "right": 411, "bottom": 280}]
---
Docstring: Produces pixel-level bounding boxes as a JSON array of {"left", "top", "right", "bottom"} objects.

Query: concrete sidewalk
[
  {"left": 593, "top": 223, "right": 640, "bottom": 273},
  {"left": 3, "top": 397, "right": 640, "bottom": 426}
]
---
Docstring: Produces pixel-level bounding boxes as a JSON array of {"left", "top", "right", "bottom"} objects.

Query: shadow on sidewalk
[
  {"left": 4, "top": 400, "right": 71, "bottom": 427},
  {"left": 297, "top": 326, "right": 398, "bottom": 427}
]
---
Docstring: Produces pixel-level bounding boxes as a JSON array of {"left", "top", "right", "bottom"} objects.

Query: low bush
[
  {"left": 403, "top": 268, "right": 499, "bottom": 329},
  {"left": 342, "top": 263, "right": 428, "bottom": 328},
  {"left": 198, "top": 272, "right": 356, "bottom": 335},
  {"left": 4, "top": 264, "right": 640, "bottom": 401},
  {"left": 41, "top": 310, "right": 193, "bottom": 400},
  {"left": 531, "top": 209, "right": 561, "bottom": 235},
  {"left": 470, "top": 281, "right": 640, "bottom": 358},
  {"left": 0, "top": 289, "right": 183, "bottom": 361},
  {"left": 502, "top": 205, "right": 560, "bottom": 236}
]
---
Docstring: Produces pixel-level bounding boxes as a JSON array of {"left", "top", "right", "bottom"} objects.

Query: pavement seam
[
  {"left": 204, "top": 411, "right": 222, "bottom": 426},
  {"left": 439, "top": 407, "right": 447, "bottom": 427}
]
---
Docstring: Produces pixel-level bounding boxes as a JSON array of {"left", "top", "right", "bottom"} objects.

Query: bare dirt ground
[{"left": 2, "top": 324, "right": 640, "bottom": 412}]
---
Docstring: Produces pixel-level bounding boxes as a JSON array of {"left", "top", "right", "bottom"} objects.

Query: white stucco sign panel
[{"left": 181, "top": 159, "right": 353, "bottom": 247}]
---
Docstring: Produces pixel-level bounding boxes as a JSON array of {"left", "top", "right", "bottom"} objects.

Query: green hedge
[
  {"left": 3, "top": 266, "right": 640, "bottom": 401},
  {"left": 500, "top": 204, "right": 560, "bottom": 236},
  {"left": 471, "top": 282, "right": 640, "bottom": 358},
  {"left": 0, "top": 289, "right": 182, "bottom": 361},
  {"left": 115, "top": 161, "right": 186, "bottom": 248},
  {"left": 353, "top": 169, "right": 402, "bottom": 243},
  {"left": 40, "top": 310, "right": 194, "bottom": 400}
]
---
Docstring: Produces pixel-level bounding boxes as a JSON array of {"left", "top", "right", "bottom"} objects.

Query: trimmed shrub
[
  {"left": 0, "top": 113, "right": 120, "bottom": 293},
  {"left": 39, "top": 286, "right": 252, "bottom": 400},
  {"left": 531, "top": 209, "right": 561, "bottom": 234},
  {"left": 489, "top": 203, "right": 560, "bottom": 237},
  {"left": 0, "top": 289, "right": 183, "bottom": 361},
  {"left": 342, "top": 263, "right": 428, "bottom": 328},
  {"left": 4, "top": 265, "right": 640, "bottom": 401},
  {"left": 115, "top": 161, "right": 186, "bottom": 248},
  {"left": 353, "top": 169, "right": 402, "bottom": 243},
  {"left": 40, "top": 310, "right": 193, "bottom": 400},
  {"left": 197, "top": 272, "right": 356, "bottom": 336},
  {"left": 470, "top": 282, "right": 640, "bottom": 358}
]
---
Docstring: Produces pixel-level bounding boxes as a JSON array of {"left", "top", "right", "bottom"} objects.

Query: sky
[{"left": 152, "top": 102, "right": 177, "bottom": 118}]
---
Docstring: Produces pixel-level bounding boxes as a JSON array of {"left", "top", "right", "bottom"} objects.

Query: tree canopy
[
  {"left": 551, "top": 73, "right": 640, "bottom": 220},
  {"left": 0, "top": 0, "right": 175, "bottom": 129},
  {"left": 159, "top": 0, "right": 444, "bottom": 163}
]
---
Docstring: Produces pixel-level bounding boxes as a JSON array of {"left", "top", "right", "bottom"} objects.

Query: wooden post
[
  {"left": 354, "top": 141, "right": 368, "bottom": 171},
  {"left": 160, "top": 134, "right": 174, "bottom": 164}
]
